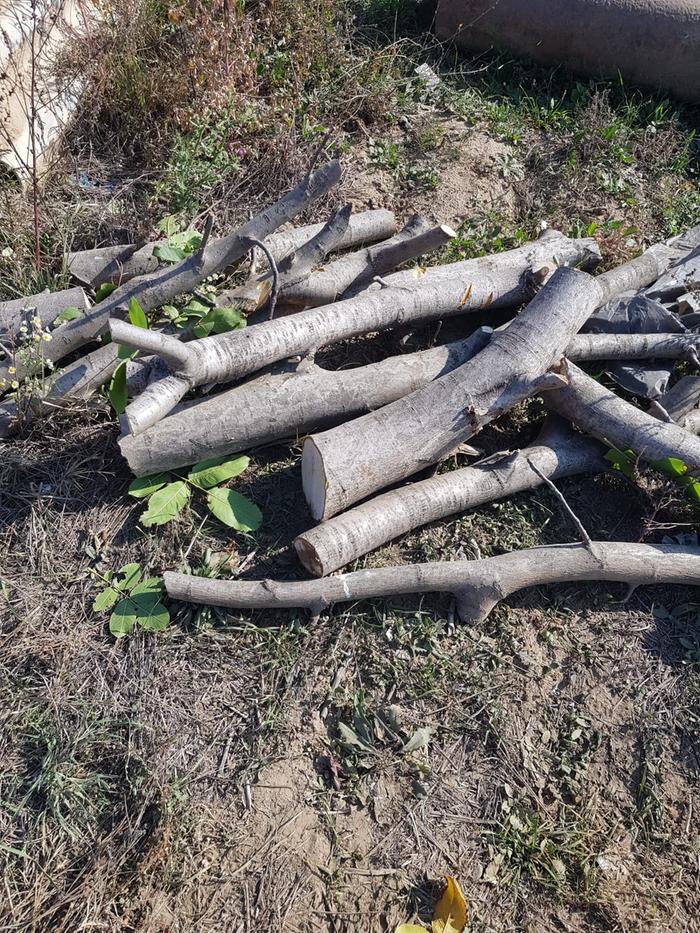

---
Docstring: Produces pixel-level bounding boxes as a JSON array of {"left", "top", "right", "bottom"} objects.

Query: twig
[
  {"left": 242, "top": 237, "right": 280, "bottom": 320},
  {"left": 527, "top": 458, "right": 593, "bottom": 549}
]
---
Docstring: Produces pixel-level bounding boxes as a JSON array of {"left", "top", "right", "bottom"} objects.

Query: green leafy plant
[
  {"left": 153, "top": 216, "right": 204, "bottom": 263},
  {"left": 162, "top": 298, "right": 245, "bottom": 336},
  {"left": 91, "top": 563, "right": 170, "bottom": 637},
  {"left": 108, "top": 297, "right": 148, "bottom": 413},
  {"left": 128, "top": 454, "right": 262, "bottom": 531},
  {"left": 604, "top": 445, "right": 700, "bottom": 501}
]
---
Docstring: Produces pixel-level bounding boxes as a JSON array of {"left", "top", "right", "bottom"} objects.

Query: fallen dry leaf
[
  {"left": 395, "top": 926, "right": 428, "bottom": 933},
  {"left": 432, "top": 876, "right": 468, "bottom": 933}
]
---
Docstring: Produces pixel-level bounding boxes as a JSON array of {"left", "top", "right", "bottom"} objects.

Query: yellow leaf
[
  {"left": 432, "top": 876, "right": 468, "bottom": 933},
  {"left": 395, "top": 926, "right": 428, "bottom": 933}
]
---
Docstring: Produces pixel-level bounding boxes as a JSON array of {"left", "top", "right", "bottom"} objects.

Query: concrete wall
[{"left": 436, "top": 0, "right": 700, "bottom": 102}]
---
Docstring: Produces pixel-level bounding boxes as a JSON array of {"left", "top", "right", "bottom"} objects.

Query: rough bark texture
[
  {"left": 0, "top": 286, "right": 90, "bottom": 339},
  {"left": 0, "top": 160, "right": 341, "bottom": 383},
  {"left": 279, "top": 216, "right": 456, "bottom": 307},
  {"left": 66, "top": 209, "right": 397, "bottom": 289},
  {"left": 214, "top": 206, "right": 353, "bottom": 313},
  {"left": 164, "top": 542, "right": 700, "bottom": 624},
  {"left": 302, "top": 267, "right": 605, "bottom": 521},
  {"left": 118, "top": 230, "right": 599, "bottom": 430},
  {"left": 435, "top": 0, "right": 700, "bottom": 102},
  {"left": 295, "top": 419, "right": 607, "bottom": 576},
  {"left": 565, "top": 332, "right": 700, "bottom": 362},
  {"left": 546, "top": 360, "right": 700, "bottom": 469},
  {"left": 118, "top": 328, "right": 492, "bottom": 475}
]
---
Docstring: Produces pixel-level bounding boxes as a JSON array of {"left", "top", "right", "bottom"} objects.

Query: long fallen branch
[
  {"left": 278, "top": 216, "right": 456, "bottom": 307},
  {"left": 299, "top": 238, "right": 700, "bottom": 521},
  {"left": 163, "top": 542, "right": 700, "bottom": 624},
  {"left": 302, "top": 266, "right": 606, "bottom": 521},
  {"left": 0, "top": 160, "right": 341, "bottom": 384},
  {"left": 294, "top": 418, "right": 607, "bottom": 576},
  {"left": 115, "top": 229, "right": 599, "bottom": 433},
  {"left": 118, "top": 328, "right": 493, "bottom": 474},
  {"left": 546, "top": 360, "right": 700, "bottom": 470},
  {"left": 66, "top": 208, "right": 397, "bottom": 289}
]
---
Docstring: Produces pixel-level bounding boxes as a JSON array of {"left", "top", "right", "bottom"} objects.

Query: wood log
[
  {"left": 116, "top": 229, "right": 600, "bottom": 433},
  {"left": 546, "top": 360, "right": 700, "bottom": 468},
  {"left": 0, "top": 286, "right": 90, "bottom": 340},
  {"left": 66, "top": 209, "right": 397, "bottom": 289},
  {"left": 163, "top": 542, "right": 700, "bottom": 624},
  {"left": 118, "top": 328, "right": 493, "bottom": 475},
  {"left": 652, "top": 375, "right": 700, "bottom": 434},
  {"left": 0, "top": 160, "right": 341, "bottom": 385},
  {"left": 278, "top": 216, "right": 457, "bottom": 307},
  {"left": 565, "top": 332, "right": 700, "bottom": 362},
  {"left": 302, "top": 266, "right": 607, "bottom": 521},
  {"left": 294, "top": 419, "right": 606, "bottom": 576}
]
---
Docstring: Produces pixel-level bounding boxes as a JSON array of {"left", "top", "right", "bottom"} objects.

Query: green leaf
[
  {"left": 140, "top": 481, "right": 190, "bottom": 527},
  {"left": 604, "top": 446, "right": 635, "bottom": 478},
  {"left": 117, "top": 343, "right": 138, "bottom": 361},
  {"left": 162, "top": 304, "right": 180, "bottom": 320},
  {"left": 128, "top": 578, "right": 170, "bottom": 632},
  {"left": 95, "top": 282, "right": 118, "bottom": 302},
  {"left": 128, "top": 473, "right": 170, "bottom": 498},
  {"left": 188, "top": 454, "right": 250, "bottom": 489},
  {"left": 157, "top": 215, "right": 182, "bottom": 236},
  {"left": 652, "top": 456, "right": 688, "bottom": 478},
  {"left": 118, "top": 562, "right": 142, "bottom": 589},
  {"left": 153, "top": 243, "right": 187, "bottom": 263},
  {"left": 338, "top": 721, "right": 374, "bottom": 753},
  {"left": 109, "top": 597, "right": 136, "bottom": 637},
  {"left": 168, "top": 229, "right": 202, "bottom": 253},
  {"left": 108, "top": 361, "right": 128, "bottom": 414},
  {"left": 92, "top": 586, "right": 120, "bottom": 613},
  {"left": 402, "top": 726, "right": 433, "bottom": 753},
  {"left": 688, "top": 482, "right": 700, "bottom": 502},
  {"left": 128, "top": 297, "right": 148, "bottom": 329},
  {"left": 193, "top": 305, "right": 246, "bottom": 338},
  {"left": 53, "top": 306, "right": 83, "bottom": 325},
  {"left": 206, "top": 487, "right": 261, "bottom": 531}
]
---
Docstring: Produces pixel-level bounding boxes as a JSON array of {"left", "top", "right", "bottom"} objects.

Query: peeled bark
[
  {"left": 0, "top": 160, "right": 341, "bottom": 385},
  {"left": 66, "top": 209, "right": 397, "bottom": 289},
  {"left": 164, "top": 542, "right": 700, "bottom": 624},
  {"left": 294, "top": 419, "right": 606, "bottom": 576},
  {"left": 0, "top": 286, "right": 90, "bottom": 339},
  {"left": 279, "top": 216, "right": 456, "bottom": 307},
  {"left": 302, "top": 267, "right": 605, "bottom": 521},
  {"left": 546, "top": 360, "right": 700, "bottom": 469},
  {"left": 117, "top": 230, "right": 600, "bottom": 432},
  {"left": 118, "top": 328, "right": 493, "bottom": 475}
]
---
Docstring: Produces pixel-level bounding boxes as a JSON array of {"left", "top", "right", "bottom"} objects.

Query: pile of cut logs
[{"left": 2, "top": 161, "right": 700, "bottom": 620}]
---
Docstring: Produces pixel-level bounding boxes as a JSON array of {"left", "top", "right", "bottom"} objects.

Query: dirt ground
[{"left": 2, "top": 107, "right": 700, "bottom": 933}]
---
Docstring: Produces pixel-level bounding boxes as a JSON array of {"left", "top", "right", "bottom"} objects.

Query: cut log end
[
  {"left": 293, "top": 535, "right": 325, "bottom": 577},
  {"left": 301, "top": 436, "right": 328, "bottom": 521}
]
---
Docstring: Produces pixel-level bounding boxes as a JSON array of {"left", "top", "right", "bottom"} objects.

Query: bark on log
[
  {"left": 565, "top": 332, "right": 700, "bottom": 362},
  {"left": 116, "top": 230, "right": 600, "bottom": 433},
  {"left": 0, "top": 160, "right": 341, "bottom": 385},
  {"left": 279, "top": 216, "right": 457, "bottom": 307},
  {"left": 163, "top": 542, "right": 700, "bottom": 624},
  {"left": 302, "top": 267, "right": 606, "bottom": 521},
  {"left": 0, "top": 286, "right": 90, "bottom": 340},
  {"left": 118, "top": 328, "right": 493, "bottom": 475},
  {"left": 546, "top": 360, "right": 700, "bottom": 469},
  {"left": 67, "top": 209, "right": 397, "bottom": 289},
  {"left": 654, "top": 375, "right": 700, "bottom": 434},
  {"left": 294, "top": 418, "right": 607, "bottom": 576},
  {"left": 214, "top": 205, "right": 353, "bottom": 313}
]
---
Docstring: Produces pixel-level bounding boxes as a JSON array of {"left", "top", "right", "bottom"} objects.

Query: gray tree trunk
[
  {"left": 164, "top": 542, "right": 700, "bottom": 624},
  {"left": 67, "top": 209, "right": 397, "bottom": 289},
  {"left": 118, "top": 329, "right": 493, "bottom": 475},
  {"left": 0, "top": 160, "right": 341, "bottom": 384},
  {"left": 302, "top": 267, "right": 605, "bottom": 521},
  {"left": 0, "top": 286, "right": 90, "bottom": 340},
  {"left": 294, "top": 419, "right": 606, "bottom": 576},
  {"left": 546, "top": 360, "right": 700, "bottom": 468},
  {"left": 116, "top": 229, "right": 600, "bottom": 432}
]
